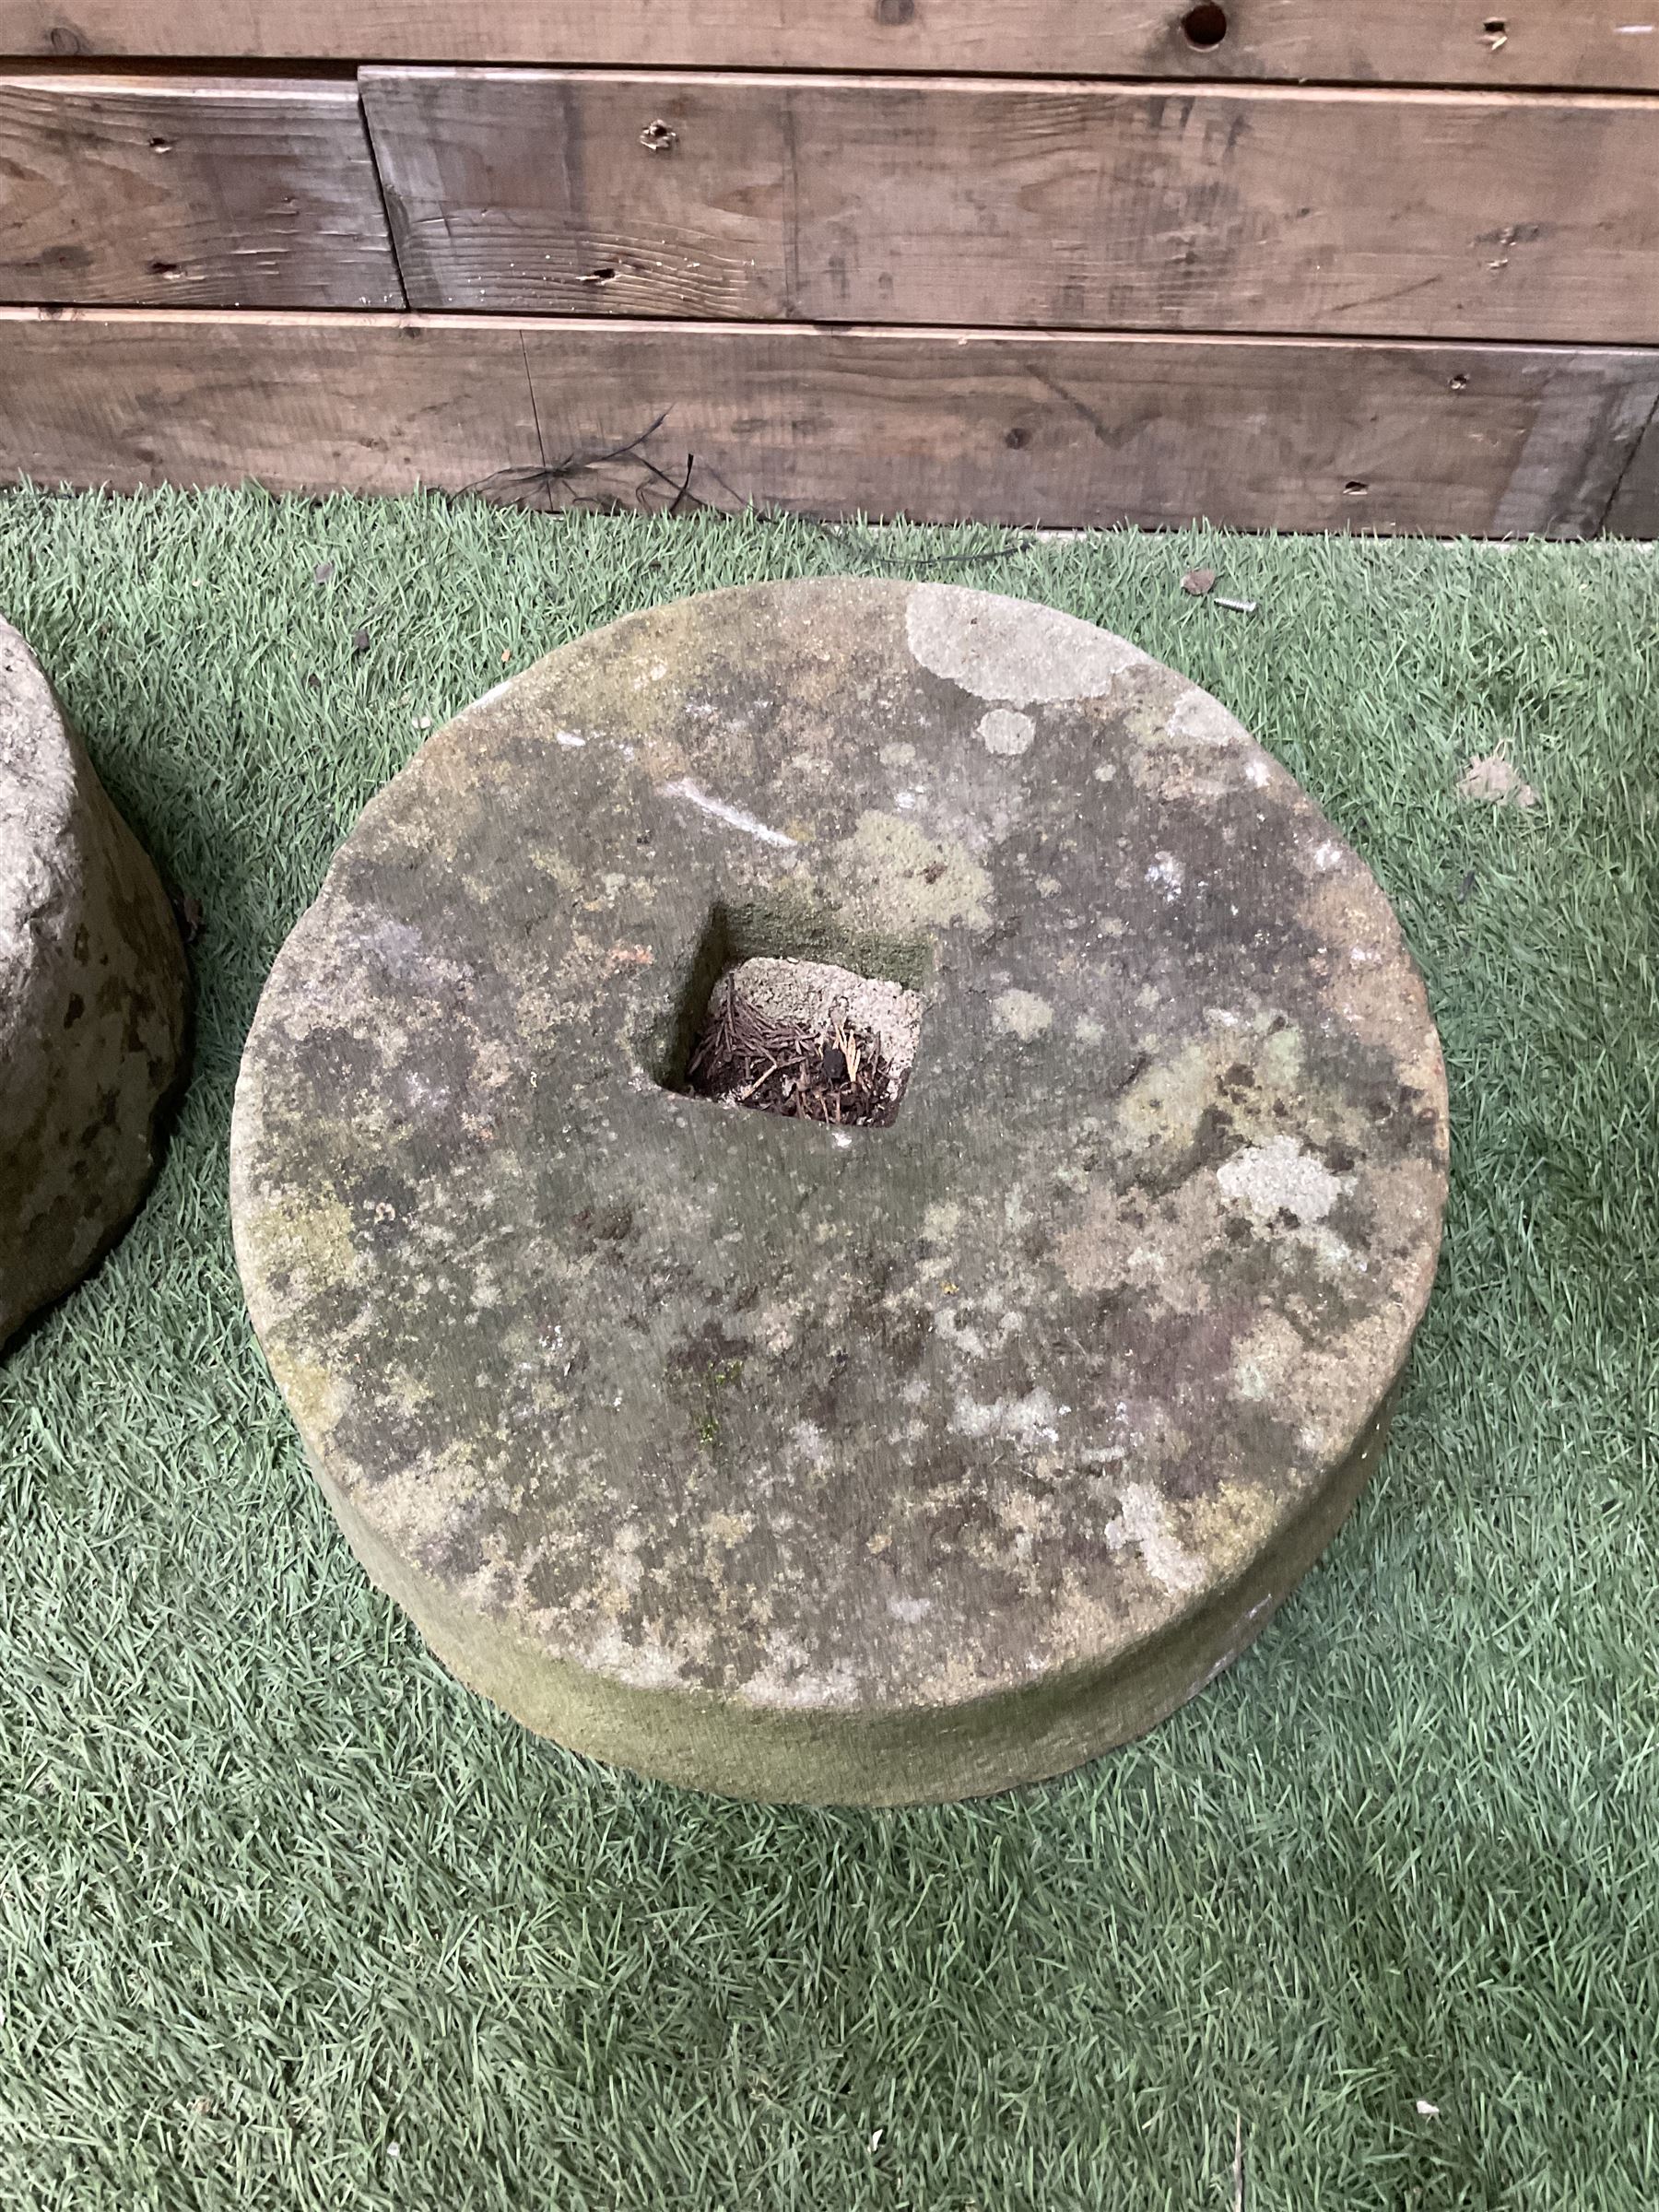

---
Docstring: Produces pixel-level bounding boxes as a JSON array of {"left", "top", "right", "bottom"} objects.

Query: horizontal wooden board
[
  {"left": 0, "top": 309, "right": 538, "bottom": 487},
  {"left": 3, "top": 0, "right": 1658, "bottom": 91},
  {"left": 0, "top": 74, "right": 403, "bottom": 308},
  {"left": 1, "top": 309, "right": 1653, "bottom": 536},
  {"left": 362, "top": 70, "right": 1659, "bottom": 345}
]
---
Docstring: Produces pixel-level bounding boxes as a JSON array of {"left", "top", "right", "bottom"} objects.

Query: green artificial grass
[{"left": 1, "top": 487, "right": 1655, "bottom": 2212}]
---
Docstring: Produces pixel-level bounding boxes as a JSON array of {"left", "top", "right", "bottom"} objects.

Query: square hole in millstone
[{"left": 684, "top": 957, "right": 924, "bottom": 1128}]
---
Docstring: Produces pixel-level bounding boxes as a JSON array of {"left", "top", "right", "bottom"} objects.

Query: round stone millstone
[
  {"left": 230, "top": 581, "right": 1448, "bottom": 1804},
  {"left": 1, "top": 617, "right": 188, "bottom": 1352}
]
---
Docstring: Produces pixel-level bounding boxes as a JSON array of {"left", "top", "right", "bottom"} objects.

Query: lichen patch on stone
[
  {"left": 978, "top": 708, "right": 1036, "bottom": 756},
  {"left": 1217, "top": 1135, "right": 1347, "bottom": 1226},
  {"left": 991, "top": 989, "right": 1053, "bottom": 1041},
  {"left": 905, "top": 583, "right": 1146, "bottom": 704},
  {"left": 1104, "top": 1484, "right": 1206, "bottom": 1595},
  {"left": 834, "top": 810, "right": 994, "bottom": 935}
]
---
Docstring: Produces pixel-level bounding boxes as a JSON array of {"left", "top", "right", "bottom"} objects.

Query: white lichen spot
[
  {"left": 1146, "top": 852, "right": 1184, "bottom": 900},
  {"left": 1313, "top": 839, "right": 1345, "bottom": 871},
  {"left": 744, "top": 1634, "right": 861, "bottom": 1711},
  {"left": 992, "top": 989, "right": 1053, "bottom": 1041},
  {"left": 979, "top": 707, "right": 1036, "bottom": 756},
  {"left": 1167, "top": 688, "right": 1244, "bottom": 751},
  {"left": 1307, "top": 1225, "right": 1359, "bottom": 1273},
  {"left": 792, "top": 1419, "right": 830, "bottom": 1464},
  {"left": 705, "top": 1511, "right": 755, "bottom": 1547},
  {"left": 586, "top": 1624, "right": 688, "bottom": 1691},
  {"left": 555, "top": 729, "right": 586, "bottom": 748},
  {"left": 1246, "top": 759, "right": 1272, "bottom": 788},
  {"left": 952, "top": 1387, "right": 1065, "bottom": 1446},
  {"left": 935, "top": 1305, "right": 989, "bottom": 1358},
  {"left": 880, "top": 741, "right": 917, "bottom": 767},
  {"left": 905, "top": 583, "right": 1146, "bottom": 704},
  {"left": 1104, "top": 1483, "right": 1206, "bottom": 1595},
  {"left": 888, "top": 1595, "right": 933, "bottom": 1625},
  {"left": 1217, "top": 1135, "right": 1347, "bottom": 1225},
  {"left": 1232, "top": 1353, "right": 1272, "bottom": 1403},
  {"left": 1075, "top": 1016, "right": 1105, "bottom": 1045}
]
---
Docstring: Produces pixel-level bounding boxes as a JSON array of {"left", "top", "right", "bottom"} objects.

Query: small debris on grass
[
  {"left": 1416, "top": 2099, "right": 1441, "bottom": 2118},
  {"left": 313, "top": 560, "right": 335, "bottom": 585},
  {"left": 352, "top": 627, "right": 371, "bottom": 656},
  {"left": 170, "top": 889, "right": 205, "bottom": 944},
  {"left": 1182, "top": 567, "right": 1256, "bottom": 614},
  {"left": 687, "top": 977, "right": 909, "bottom": 1127},
  {"left": 1456, "top": 866, "right": 1477, "bottom": 903},
  {"left": 1459, "top": 754, "right": 1536, "bottom": 807}
]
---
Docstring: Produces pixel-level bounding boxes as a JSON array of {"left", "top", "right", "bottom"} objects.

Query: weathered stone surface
[
  {"left": 230, "top": 581, "right": 1448, "bottom": 1803},
  {"left": 0, "top": 618, "right": 188, "bottom": 1353}
]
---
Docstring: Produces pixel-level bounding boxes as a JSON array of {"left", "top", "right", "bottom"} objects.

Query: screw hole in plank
[{"left": 1182, "top": 4, "right": 1229, "bottom": 49}]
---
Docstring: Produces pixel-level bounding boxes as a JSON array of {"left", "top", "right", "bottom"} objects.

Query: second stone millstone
[{"left": 230, "top": 580, "right": 1448, "bottom": 1804}]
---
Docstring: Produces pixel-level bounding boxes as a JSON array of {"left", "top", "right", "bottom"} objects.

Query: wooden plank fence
[{"left": 0, "top": 1, "right": 1654, "bottom": 535}]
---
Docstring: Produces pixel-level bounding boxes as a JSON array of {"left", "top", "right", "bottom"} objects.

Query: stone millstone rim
[
  {"left": 230, "top": 580, "right": 1448, "bottom": 1804},
  {"left": 1, "top": 616, "right": 188, "bottom": 1351}
]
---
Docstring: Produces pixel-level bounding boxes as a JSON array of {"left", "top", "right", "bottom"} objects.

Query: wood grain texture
[
  {"left": 0, "top": 74, "right": 404, "bottom": 308},
  {"left": 2, "top": 309, "right": 1653, "bottom": 537},
  {"left": 362, "top": 70, "right": 1659, "bottom": 344},
  {"left": 0, "top": 310, "right": 540, "bottom": 488},
  {"left": 1603, "top": 394, "right": 1659, "bottom": 532},
  {"left": 3, "top": 0, "right": 1657, "bottom": 91}
]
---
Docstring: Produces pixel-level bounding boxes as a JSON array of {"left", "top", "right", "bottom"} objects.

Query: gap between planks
[{"left": 6, "top": 307, "right": 1658, "bottom": 352}]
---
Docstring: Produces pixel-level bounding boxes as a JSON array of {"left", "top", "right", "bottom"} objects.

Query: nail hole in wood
[
  {"left": 1449, "top": 373, "right": 1469, "bottom": 391},
  {"left": 1343, "top": 480, "right": 1370, "bottom": 497},
  {"left": 1181, "top": 3, "right": 1229, "bottom": 49},
  {"left": 581, "top": 265, "right": 618, "bottom": 285},
  {"left": 1483, "top": 17, "right": 1506, "bottom": 32},
  {"left": 639, "top": 119, "right": 677, "bottom": 153},
  {"left": 147, "top": 260, "right": 182, "bottom": 279},
  {"left": 875, "top": 0, "right": 916, "bottom": 21},
  {"left": 148, "top": 135, "right": 173, "bottom": 153}
]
